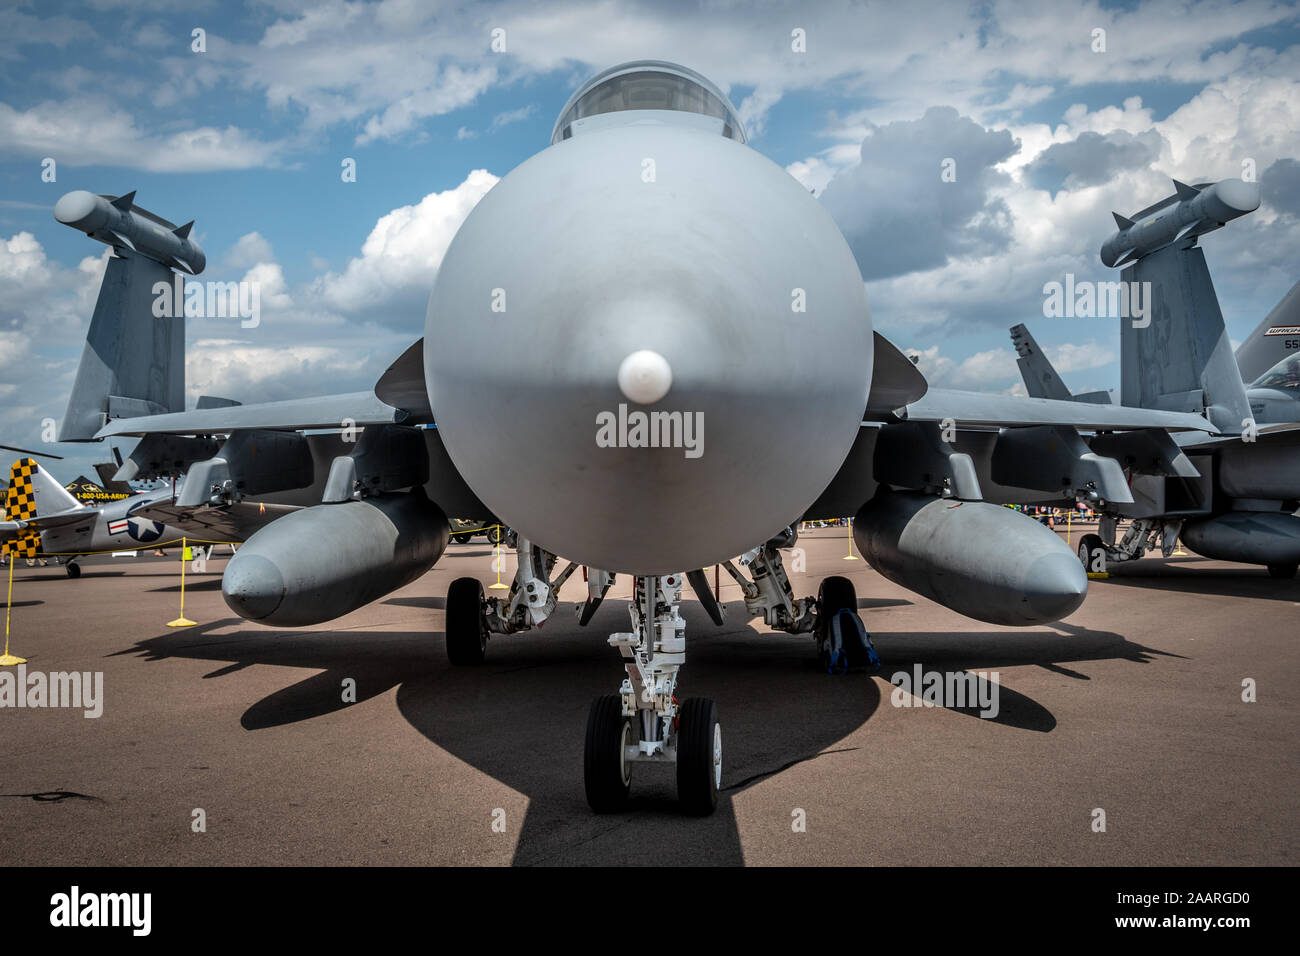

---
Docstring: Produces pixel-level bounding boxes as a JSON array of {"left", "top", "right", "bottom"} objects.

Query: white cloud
[
  {"left": 0, "top": 98, "right": 285, "bottom": 172},
  {"left": 904, "top": 345, "right": 1020, "bottom": 390},
  {"left": 490, "top": 105, "right": 537, "bottom": 131},
  {"left": 313, "top": 169, "right": 499, "bottom": 316},
  {"left": 185, "top": 341, "right": 372, "bottom": 405},
  {"left": 1049, "top": 341, "right": 1114, "bottom": 374},
  {"left": 225, "top": 232, "right": 274, "bottom": 270}
]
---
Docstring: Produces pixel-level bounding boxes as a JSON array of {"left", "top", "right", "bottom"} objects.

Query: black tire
[
  {"left": 1267, "top": 562, "right": 1298, "bottom": 579},
  {"left": 677, "top": 697, "right": 721, "bottom": 816},
  {"left": 584, "top": 694, "right": 633, "bottom": 813},
  {"left": 65, "top": 562, "right": 81, "bottom": 579},
  {"left": 486, "top": 524, "right": 505, "bottom": 546},
  {"left": 1077, "top": 533, "right": 1106, "bottom": 573},
  {"left": 445, "top": 577, "right": 488, "bottom": 665},
  {"left": 817, "top": 575, "right": 859, "bottom": 669}
]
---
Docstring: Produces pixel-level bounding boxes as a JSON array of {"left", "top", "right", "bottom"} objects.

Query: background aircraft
[
  {"left": 1, "top": 457, "right": 294, "bottom": 575},
  {"left": 1009, "top": 180, "right": 1300, "bottom": 578},
  {"left": 55, "top": 61, "right": 1214, "bottom": 815}
]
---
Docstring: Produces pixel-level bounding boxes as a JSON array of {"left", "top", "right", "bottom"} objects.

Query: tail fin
[
  {"left": 1010, "top": 324, "right": 1114, "bottom": 404},
  {"left": 7, "top": 458, "right": 83, "bottom": 517},
  {"left": 58, "top": 192, "right": 196, "bottom": 441},
  {"left": 2, "top": 458, "right": 82, "bottom": 557},
  {"left": 1118, "top": 233, "right": 1252, "bottom": 435},
  {"left": 93, "top": 461, "right": 135, "bottom": 496},
  {"left": 1233, "top": 279, "right": 1300, "bottom": 385},
  {"left": 1010, "top": 324, "right": 1073, "bottom": 400}
]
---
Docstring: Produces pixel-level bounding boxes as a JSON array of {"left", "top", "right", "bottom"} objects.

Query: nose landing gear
[{"left": 584, "top": 574, "right": 721, "bottom": 815}]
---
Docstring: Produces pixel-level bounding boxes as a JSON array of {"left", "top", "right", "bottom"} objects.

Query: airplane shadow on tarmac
[{"left": 121, "top": 601, "right": 1175, "bottom": 865}]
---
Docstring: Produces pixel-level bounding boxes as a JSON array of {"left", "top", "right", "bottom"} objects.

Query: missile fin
[
  {"left": 1112, "top": 212, "right": 1135, "bottom": 230},
  {"left": 1174, "top": 220, "right": 1201, "bottom": 243},
  {"left": 1173, "top": 179, "right": 1201, "bottom": 201},
  {"left": 173, "top": 220, "right": 194, "bottom": 239},
  {"left": 1112, "top": 248, "right": 1137, "bottom": 267},
  {"left": 173, "top": 257, "right": 197, "bottom": 275},
  {"left": 110, "top": 190, "right": 137, "bottom": 211},
  {"left": 109, "top": 230, "right": 136, "bottom": 251}
]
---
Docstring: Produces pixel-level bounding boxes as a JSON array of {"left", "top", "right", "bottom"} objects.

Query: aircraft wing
[
  {"left": 3, "top": 509, "right": 94, "bottom": 532},
  {"left": 95, "top": 391, "right": 406, "bottom": 438},
  {"left": 896, "top": 388, "right": 1216, "bottom": 433},
  {"left": 129, "top": 499, "right": 301, "bottom": 540}
]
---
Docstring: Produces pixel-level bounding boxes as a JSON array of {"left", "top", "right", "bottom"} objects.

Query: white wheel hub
[{"left": 712, "top": 723, "right": 722, "bottom": 789}]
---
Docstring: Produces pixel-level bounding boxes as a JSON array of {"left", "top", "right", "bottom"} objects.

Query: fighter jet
[
  {"left": 1012, "top": 276, "right": 1300, "bottom": 421},
  {"left": 65, "top": 61, "right": 1214, "bottom": 815},
  {"left": 1009, "top": 179, "right": 1300, "bottom": 579}
]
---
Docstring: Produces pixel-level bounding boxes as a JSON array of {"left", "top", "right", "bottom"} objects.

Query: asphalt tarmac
[{"left": 1, "top": 526, "right": 1295, "bottom": 866}]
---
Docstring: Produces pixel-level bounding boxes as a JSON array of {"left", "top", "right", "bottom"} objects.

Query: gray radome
[{"left": 425, "top": 123, "right": 872, "bottom": 573}]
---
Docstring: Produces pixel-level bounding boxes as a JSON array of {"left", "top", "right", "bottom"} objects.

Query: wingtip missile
[
  {"left": 1100, "top": 177, "right": 1261, "bottom": 268},
  {"left": 53, "top": 189, "right": 205, "bottom": 275}
]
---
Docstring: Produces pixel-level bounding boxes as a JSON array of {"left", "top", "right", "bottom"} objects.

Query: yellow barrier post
[
  {"left": 1066, "top": 507, "right": 1072, "bottom": 548},
  {"left": 1, "top": 558, "right": 26, "bottom": 666},
  {"left": 489, "top": 525, "right": 509, "bottom": 590},
  {"left": 167, "top": 536, "right": 197, "bottom": 627},
  {"left": 843, "top": 517, "right": 859, "bottom": 561}
]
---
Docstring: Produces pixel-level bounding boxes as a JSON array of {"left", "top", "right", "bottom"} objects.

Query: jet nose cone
[
  {"left": 222, "top": 553, "right": 286, "bottom": 622},
  {"left": 618, "top": 349, "right": 673, "bottom": 404},
  {"left": 1025, "top": 552, "right": 1088, "bottom": 623},
  {"left": 424, "top": 124, "right": 873, "bottom": 574}
]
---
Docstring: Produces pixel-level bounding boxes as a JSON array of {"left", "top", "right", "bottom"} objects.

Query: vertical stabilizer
[
  {"left": 1010, "top": 323, "right": 1072, "bottom": 400},
  {"left": 59, "top": 252, "right": 185, "bottom": 440},
  {"left": 1118, "top": 242, "right": 1252, "bottom": 435},
  {"left": 1234, "top": 279, "right": 1300, "bottom": 385},
  {"left": 3, "top": 458, "right": 82, "bottom": 557},
  {"left": 55, "top": 191, "right": 201, "bottom": 442}
]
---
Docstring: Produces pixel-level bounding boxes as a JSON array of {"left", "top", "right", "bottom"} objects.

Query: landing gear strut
[
  {"left": 584, "top": 574, "right": 721, "bottom": 815},
  {"left": 718, "top": 526, "right": 875, "bottom": 671},
  {"left": 443, "top": 530, "right": 580, "bottom": 665}
]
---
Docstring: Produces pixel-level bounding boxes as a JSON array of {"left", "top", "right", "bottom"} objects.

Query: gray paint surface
[
  {"left": 425, "top": 117, "right": 872, "bottom": 575},
  {"left": 854, "top": 492, "right": 1087, "bottom": 626},
  {"left": 60, "top": 253, "right": 183, "bottom": 441}
]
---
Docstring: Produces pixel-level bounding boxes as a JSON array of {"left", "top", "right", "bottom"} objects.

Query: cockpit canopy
[
  {"left": 1251, "top": 354, "right": 1300, "bottom": 391},
  {"left": 551, "top": 60, "right": 746, "bottom": 145}
]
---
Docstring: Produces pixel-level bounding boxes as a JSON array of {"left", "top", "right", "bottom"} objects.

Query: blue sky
[{"left": 2, "top": 0, "right": 1299, "bottom": 482}]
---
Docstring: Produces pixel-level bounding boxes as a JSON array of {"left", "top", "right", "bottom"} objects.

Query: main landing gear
[
  {"left": 584, "top": 574, "right": 721, "bottom": 815},
  {"left": 444, "top": 530, "right": 580, "bottom": 665},
  {"left": 719, "top": 527, "right": 876, "bottom": 673}
]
